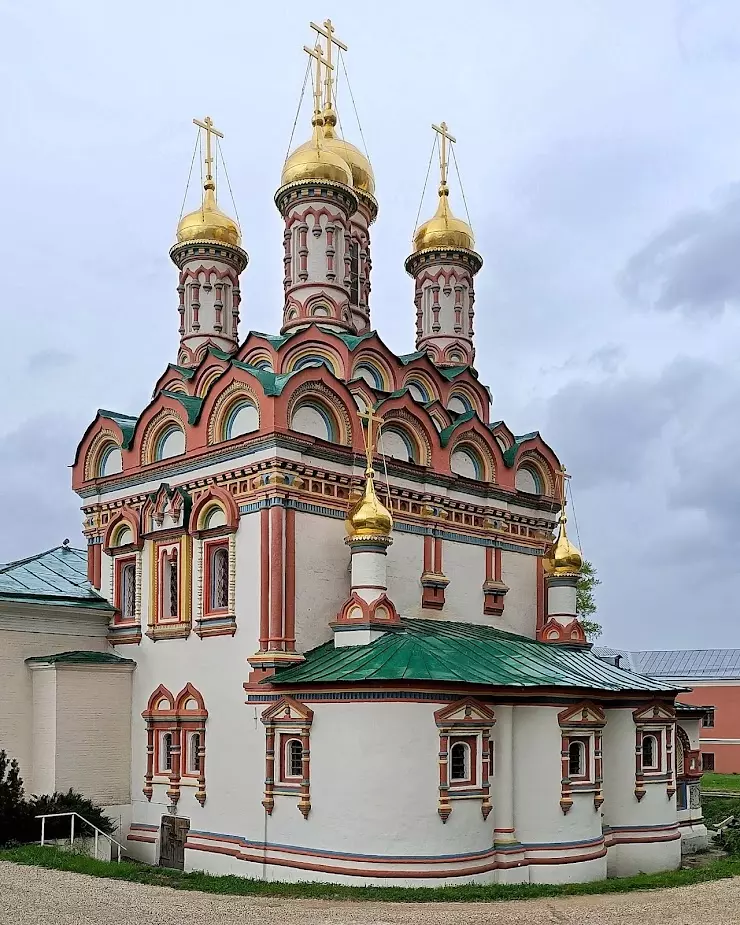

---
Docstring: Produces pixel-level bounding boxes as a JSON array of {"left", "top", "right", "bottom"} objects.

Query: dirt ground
[{"left": 2, "top": 861, "right": 740, "bottom": 925}]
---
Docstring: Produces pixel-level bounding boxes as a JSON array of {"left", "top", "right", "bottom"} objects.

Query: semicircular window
[
  {"left": 225, "top": 401, "right": 259, "bottom": 440},
  {"left": 98, "top": 445, "right": 122, "bottom": 477},
  {"left": 515, "top": 466, "right": 542, "bottom": 495},
  {"left": 448, "top": 395, "right": 472, "bottom": 416},
  {"left": 154, "top": 425, "right": 185, "bottom": 461},
  {"left": 291, "top": 402, "right": 336, "bottom": 442},
  {"left": 451, "top": 448, "right": 482, "bottom": 480},
  {"left": 380, "top": 427, "right": 415, "bottom": 463}
]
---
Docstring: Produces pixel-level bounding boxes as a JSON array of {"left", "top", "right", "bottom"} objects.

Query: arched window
[
  {"left": 154, "top": 425, "right": 185, "bottom": 461},
  {"left": 349, "top": 240, "right": 360, "bottom": 306},
  {"left": 406, "top": 380, "right": 430, "bottom": 403},
  {"left": 450, "top": 742, "right": 470, "bottom": 782},
  {"left": 284, "top": 738, "right": 303, "bottom": 779},
  {"left": 642, "top": 734, "right": 659, "bottom": 770},
  {"left": 210, "top": 546, "right": 229, "bottom": 611},
  {"left": 120, "top": 561, "right": 136, "bottom": 619},
  {"left": 159, "top": 549, "right": 179, "bottom": 620},
  {"left": 451, "top": 447, "right": 482, "bottom": 480},
  {"left": 568, "top": 740, "right": 586, "bottom": 777},
  {"left": 189, "top": 732, "right": 202, "bottom": 775},
  {"left": 114, "top": 525, "right": 133, "bottom": 547},
  {"left": 290, "top": 402, "right": 335, "bottom": 442},
  {"left": 448, "top": 395, "right": 471, "bottom": 416},
  {"left": 380, "top": 426, "right": 414, "bottom": 463},
  {"left": 224, "top": 401, "right": 259, "bottom": 440},
  {"left": 515, "top": 466, "right": 542, "bottom": 495},
  {"left": 160, "top": 732, "right": 173, "bottom": 773},
  {"left": 98, "top": 444, "right": 122, "bottom": 477},
  {"left": 354, "top": 363, "right": 383, "bottom": 389},
  {"left": 203, "top": 506, "right": 227, "bottom": 530}
]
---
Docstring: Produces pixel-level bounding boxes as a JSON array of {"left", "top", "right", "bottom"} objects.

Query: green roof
[
  {"left": 269, "top": 619, "right": 678, "bottom": 692},
  {"left": 98, "top": 409, "right": 137, "bottom": 448},
  {"left": 0, "top": 546, "right": 113, "bottom": 609},
  {"left": 25, "top": 650, "right": 136, "bottom": 666},
  {"left": 160, "top": 390, "right": 204, "bottom": 425}
]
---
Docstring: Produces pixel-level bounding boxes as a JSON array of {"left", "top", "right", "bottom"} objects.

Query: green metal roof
[
  {"left": 98, "top": 410, "right": 138, "bottom": 449},
  {"left": 25, "top": 650, "right": 135, "bottom": 666},
  {"left": 0, "top": 546, "right": 113, "bottom": 610},
  {"left": 269, "top": 619, "right": 678, "bottom": 692},
  {"left": 160, "top": 390, "right": 204, "bottom": 425}
]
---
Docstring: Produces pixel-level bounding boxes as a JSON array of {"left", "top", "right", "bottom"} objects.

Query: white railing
[{"left": 37, "top": 812, "right": 126, "bottom": 862}]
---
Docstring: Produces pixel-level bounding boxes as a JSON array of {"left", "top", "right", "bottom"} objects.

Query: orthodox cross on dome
[
  {"left": 432, "top": 121, "right": 457, "bottom": 188},
  {"left": 358, "top": 407, "right": 384, "bottom": 474},
  {"left": 310, "top": 18, "right": 347, "bottom": 111},
  {"left": 558, "top": 465, "right": 570, "bottom": 517},
  {"left": 303, "top": 43, "right": 332, "bottom": 121},
  {"left": 193, "top": 116, "right": 224, "bottom": 186}
]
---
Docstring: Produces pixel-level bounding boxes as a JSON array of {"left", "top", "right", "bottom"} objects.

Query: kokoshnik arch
[{"left": 68, "top": 19, "right": 708, "bottom": 885}]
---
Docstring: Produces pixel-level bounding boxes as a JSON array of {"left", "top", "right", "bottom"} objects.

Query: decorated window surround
[
  {"left": 190, "top": 490, "right": 240, "bottom": 638},
  {"left": 147, "top": 535, "right": 192, "bottom": 641},
  {"left": 449, "top": 736, "right": 477, "bottom": 787},
  {"left": 261, "top": 696, "right": 314, "bottom": 819},
  {"left": 184, "top": 730, "right": 203, "bottom": 778},
  {"left": 105, "top": 513, "right": 144, "bottom": 645},
  {"left": 434, "top": 699, "right": 495, "bottom": 823},
  {"left": 567, "top": 737, "right": 590, "bottom": 780},
  {"left": 279, "top": 735, "right": 304, "bottom": 784},
  {"left": 632, "top": 701, "right": 676, "bottom": 803},
  {"left": 142, "top": 684, "right": 208, "bottom": 807},
  {"left": 557, "top": 702, "right": 606, "bottom": 814}
]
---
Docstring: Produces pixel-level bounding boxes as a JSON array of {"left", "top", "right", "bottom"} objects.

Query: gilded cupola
[
  {"left": 176, "top": 117, "right": 241, "bottom": 248},
  {"left": 543, "top": 468, "right": 583, "bottom": 577},
  {"left": 346, "top": 468, "right": 393, "bottom": 539},
  {"left": 412, "top": 122, "right": 474, "bottom": 254}
]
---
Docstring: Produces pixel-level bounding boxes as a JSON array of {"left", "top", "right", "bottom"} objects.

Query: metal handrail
[{"left": 36, "top": 812, "right": 127, "bottom": 862}]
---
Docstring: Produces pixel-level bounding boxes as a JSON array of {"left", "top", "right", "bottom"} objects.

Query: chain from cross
[
  {"left": 358, "top": 407, "right": 384, "bottom": 473},
  {"left": 432, "top": 121, "right": 457, "bottom": 187},
  {"left": 303, "top": 43, "right": 333, "bottom": 118},
  {"left": 193, "top": 116, "right": 224, "bottom": 183},
  {"left": 310, "top": 19, "right": 347, "bottom": 110}
]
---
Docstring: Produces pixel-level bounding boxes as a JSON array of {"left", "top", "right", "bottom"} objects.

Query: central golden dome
[
  {"left": 543, "top": 517, "right": 583, "bottom": 577},
  {"left": 413, "top": 184, "right": 474, "bottom": 253},
  {"left": 176, "top": 183, "right": 241, "bottom": 247},
  {"left": 322, "top": 110, "right": 375, "bottom": 196},
  {"left": 346, "top": 470, "right": 393, "bottom": 539},
  {"left": 281, "top": 121, "right": 353, "bottom": 189}
]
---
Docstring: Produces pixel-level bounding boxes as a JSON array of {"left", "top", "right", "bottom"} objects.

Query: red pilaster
[
  {"left": 269, "top": 504, "right": 284, "bottom": 650},
  {"left": 259, "top": 508, "right": 270, "bottom": 650},
  {"left": 284, "top": 506, "right": 296, "bottom": 652}
]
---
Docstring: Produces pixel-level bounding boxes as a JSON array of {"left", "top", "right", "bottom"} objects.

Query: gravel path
[{"left": 2, "top": 861, "right": 740, "bottom": 925}]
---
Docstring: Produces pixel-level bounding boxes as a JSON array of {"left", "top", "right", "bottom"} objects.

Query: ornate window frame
[
  {"left": 105, "top": 511, "right": 143, "bottom": 646},
  {"left": 632, "top": 701, "right": 676, "bottom": 802},
  {"left": 434, "top": 698, "right": 496, "bottom": 823},
  {"left": 147, "top": 535, "right": 192, "bottom": 641},
  {"left": 189, "top": 489, "right": 239, "bottom": 638},
  {"left": 557, "top": 702, "right": 606, "bottom": 814},
  {"left": 142, "top": 683, "right": 208, "bottom": 807},
  {"left": 261, "top": 696, "right": 314, "bottom": 819}
]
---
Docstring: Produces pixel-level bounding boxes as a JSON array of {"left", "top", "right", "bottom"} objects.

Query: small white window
[
  {"left": 156, "top": 426, "right": 185, "bottom": 461},
  {"left": 285, "top": 738, "right": 303, "bottom": 779},
  {"left": 642, "top": 734, "right": 659, "bottom": 770},
  {"left": 120, "top": 562, "right": 136, "bottom": 619},
  {"left": 99, "top": 445, "right": 122, "bottom": 476},
  {"left": 450, "top": 742, "right": 470, "bottom": 782},
  {"left": 210, "top": 546, "right": 229, "bottom": 611},
  {"left": 568, "top": 740, "right": 586, "bottom": 778},
  {"left": 226, "top": 402, "right": 259, "bottom": 439},
  {"left": 189, "top": 733, "right": 201, "bottom": 775},
  {"left": 159, "top": 732, "right": 173, "bottom": 773}
]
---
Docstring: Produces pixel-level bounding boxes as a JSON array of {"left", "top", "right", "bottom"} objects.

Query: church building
[{"left": 60, "top": 20, "right": 709, "bottom": 884}]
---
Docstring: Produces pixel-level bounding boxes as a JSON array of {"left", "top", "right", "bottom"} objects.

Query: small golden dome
[
  {"left": 413, "top": 184, "right": 474, "bottom": 253},
  {"left": 543, "top": 516, "right": 583, "bottom": 577},
  {"left": 176, "top": 183, "right": 241, "bottom": 247},
  {"left": 281, "top": 123, "right": 353, "bottom": 188},
  {"left": 322, "top": 113, "right": 375, "bottom": 196},
  {"left": 346, "top": 470, "right": 393, "bottom": 539}
]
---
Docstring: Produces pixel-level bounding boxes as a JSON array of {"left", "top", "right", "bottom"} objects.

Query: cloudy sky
[{"left": 4, "top": 0, "right": 740, "bottom": 648}]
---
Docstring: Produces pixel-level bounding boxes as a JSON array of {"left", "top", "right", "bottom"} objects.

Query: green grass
[
  {"left": 704, "top": 796, "right": 740, "bottom": 828},
  {"left": 703, "top": 773, "right": 740, "bottom": 793},
  {"left": 1, "top": 845, "right": 740, "bottom": 903}
]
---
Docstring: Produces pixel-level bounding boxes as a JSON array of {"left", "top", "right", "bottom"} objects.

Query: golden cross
[
  {"left": 432, "top": 121, "right": 457, "bottom": 187},
  {"left": 193, "top": 116, "right": 224, "bottom": 184},
  {"left": 310, "top": 19, "right": 347, "bottom": 110},
  {"left": 304, "top": 43, "right": 332, "bottom": 118},
  {"left": 559, "top": 465, "right": 570, "bottom": 512},
  {"left": 358, "top": 407, "right": 384, "bottom": 472}
]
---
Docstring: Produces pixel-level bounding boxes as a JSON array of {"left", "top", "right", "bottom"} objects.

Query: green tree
[
  {"left": 0, "top": 750, "right": 29, "bottom": 846},
  {"left": 577, "top": 560, "right": 602, "bottom": 640}
]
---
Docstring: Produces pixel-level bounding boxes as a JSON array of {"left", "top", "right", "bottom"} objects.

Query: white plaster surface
[{"left": 500, "top": 551, "right": 537, "bottom": 637}]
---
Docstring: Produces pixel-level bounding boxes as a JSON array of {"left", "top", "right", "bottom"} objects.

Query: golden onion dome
[
  {"left": 346, "top": 470, "right": 393, "bottom": 539},
  {"left": 322, "top": 110, "right": 375, "bottom": 196},
  {"left": 176, "top": 182, "right": 241, "bottom": 247},
  {"left": 543, "top": 516, "right": 583, "bottom": 577},
  {"left": 281, "top": 121, "right": 353, "bottom": 188},
  {"left": 413, "top": 183, "right": 474, "bottom": 253}
]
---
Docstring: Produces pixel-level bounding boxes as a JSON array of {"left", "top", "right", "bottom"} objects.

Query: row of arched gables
[{"left": 72, "top": 326, "right": 561, "bottom": 498}]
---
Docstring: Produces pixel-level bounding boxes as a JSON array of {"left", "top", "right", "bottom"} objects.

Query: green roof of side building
[
  {"left": 0, "top": 545, "right": 113, "bottom": 610},
  {"left": 25, "top": 651, "right": 136, "bottom": 666},
  {"left": 269, "top": 619, "right": 681, "bottom": 693}
]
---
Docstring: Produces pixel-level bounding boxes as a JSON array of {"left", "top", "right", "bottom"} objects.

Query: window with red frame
[
  {"left": 159, "top": 549, "right": 179, "bottom": 620},
  {"left": 642, "top": 733, "right": 660, "bottom": 771},
  {"left": 568, "top": 737, "right": 590, "bottom": 780},
  {"left": 449, "top": 736, "right": 477, "bottom": 786},
  {"left": 114, "top": 556, "right": 136, "bottom": 621},
  {"left": 205, "top": 541, "right": 229, "bottom": 613},
  {"left": 158, "top": 731, "right": 173, "bottom": 773},
  {"left": 185, "top": 732, "right": 201, "bottom": 776},
  {"left": 280, "top": 736, "right": 303, "bottom": 783}
]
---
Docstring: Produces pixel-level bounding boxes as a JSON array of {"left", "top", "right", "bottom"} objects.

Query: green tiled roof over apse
[{"left": 0, "top": 545, "right": 112, "bottom": 609}]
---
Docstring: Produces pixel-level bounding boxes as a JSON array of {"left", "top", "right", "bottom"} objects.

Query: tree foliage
[{"left": 577, "top": 560, "right": 602, "bottom": 640}]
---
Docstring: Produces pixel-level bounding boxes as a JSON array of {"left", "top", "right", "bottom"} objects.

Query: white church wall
[
  {"left": 602, "top": 707, "right": 681, "bottom": 876},
  {"left": 54, "top": 665, "right": 133, "bottom": 805},
  {"left": 443, "top": 540, "right": 485, "bottom": 622},
  {"left": 234, "top": 512, "right": 261, "bottom": 642},
  {"left": 293, "top": 511, "right": 348, "bottom": 651},
  {"left": 499, "top": 552, "right": 537, "bottom": 637},
  {"left": 0, "top": 617, "right": 107, "bottom": 787},
  {"left": 386, "top": 530, "right": 423, "bottom": 617},
  {"left": 30, "top": 668, "right": 57, "bottom": 795}
]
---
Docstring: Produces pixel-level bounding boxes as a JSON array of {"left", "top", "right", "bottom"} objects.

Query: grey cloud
[
  {"left": 26, "top": 349, "right": 75, "bottom": 373},
  {"left": 620, "top": 184, "right": 740, "bottom": 315},
  {"left": 0, "top": 417, "right": 82, "bottom": 561}
]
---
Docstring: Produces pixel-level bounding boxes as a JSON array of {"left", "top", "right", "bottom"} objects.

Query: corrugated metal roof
[
  {"left": 594, "top": 647, "right": 740, "bottom": 680},
  {"left": 270, "top": 620, "right": 679, "bottom": 692},
  {"left": 0, "top": 545, "right": 112, "bottom": 608},
  {"left": 25, "top": 650, "right": 135, "bottom": 666}
]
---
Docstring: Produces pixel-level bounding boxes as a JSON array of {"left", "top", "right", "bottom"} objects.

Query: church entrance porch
[{"left": 158, "top": 816, "right": 189, "bottom": 870}]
